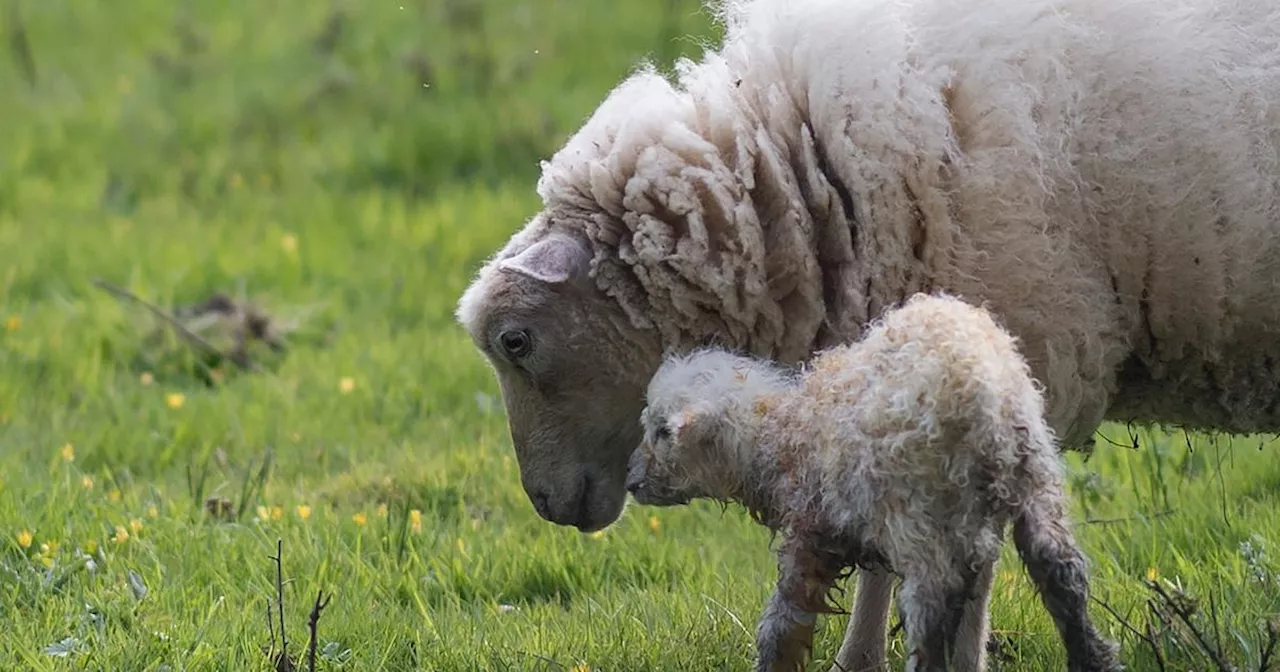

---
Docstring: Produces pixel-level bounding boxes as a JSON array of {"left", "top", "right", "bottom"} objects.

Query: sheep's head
[
  {"left": 455, "top": 225, "right": 663, "bottom": 532},
  {"left": 626, "top": 349, "right": 792, "bottom": 505}
]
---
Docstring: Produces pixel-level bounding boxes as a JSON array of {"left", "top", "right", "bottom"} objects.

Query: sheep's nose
[{"left": 530, "top": 490, "right": 552, "bottom": 519}]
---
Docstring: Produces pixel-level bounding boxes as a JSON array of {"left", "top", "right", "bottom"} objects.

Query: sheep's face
[
  {"left": 455, "top": 228, "right": 664, "bottom": 532},
  {"left": 625, "top": 404, "right": 719, "bottom": 506}
]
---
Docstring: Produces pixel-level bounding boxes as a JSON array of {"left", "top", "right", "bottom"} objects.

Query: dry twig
[
  {"left": 1146, "top": 579, "right": 1236, "bottom": 672},
  {"left": 306, "top": 589, "right": 332, "bottom": 672},
  {"left": 92, "top": 278, "right": 250, "bottom": 369},
  {"left": 269, "top": 538, "right": 295, "bottom": 671}
]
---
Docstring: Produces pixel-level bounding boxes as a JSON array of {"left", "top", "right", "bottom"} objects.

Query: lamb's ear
[
  {"left": 497, "top": 233, "right": 591, "bottom": 285},
  {"left": 668, "top": 406, "right": 710, "bottom": 443}
]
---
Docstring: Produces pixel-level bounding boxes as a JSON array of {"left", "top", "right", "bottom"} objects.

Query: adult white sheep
[
  {"left": 625, "top": 292, "right": 1122, "bottom": 672},
  {"left": 455, "top": 0, "right": 1280, "bottom": 668}
]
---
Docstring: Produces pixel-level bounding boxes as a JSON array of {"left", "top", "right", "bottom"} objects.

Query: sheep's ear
[{"left": 497, "top": 233, "right": 591, "bottom": 285}]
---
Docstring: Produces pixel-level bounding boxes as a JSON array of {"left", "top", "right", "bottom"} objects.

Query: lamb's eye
[
  {"left": 499, "top": 329, "right": 532, "bottom": 358},
  {"left": 654, "top": 424, "right": 672, "bottom": 442}
]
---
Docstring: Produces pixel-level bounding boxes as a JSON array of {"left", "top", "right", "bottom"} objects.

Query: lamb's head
[
  {"left": 456, "top": 225, "right": 663, "bottom": 532},
  {"left": 626, "top": 349, "right": 793, "bottom": 506}
]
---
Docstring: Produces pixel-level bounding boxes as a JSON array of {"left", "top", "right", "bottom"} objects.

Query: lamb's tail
[{"left": 1011, "top": 456, "right": 1124, "bottom": 672}]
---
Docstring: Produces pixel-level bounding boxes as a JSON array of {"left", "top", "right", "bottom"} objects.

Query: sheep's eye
[
  {"left": 498, "top": 329, "right": 533, "bottom": 359},
  {"left": 654, "top": 424, "right": 672, "bottom": 442}
]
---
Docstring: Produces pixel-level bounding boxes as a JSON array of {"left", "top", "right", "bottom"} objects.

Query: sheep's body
[
  {"left": 456, "top": 0, "right": 1280, "bottom": 668},
  {"left": 627, "top": 293, "right": 1121, "bottom": 672}
]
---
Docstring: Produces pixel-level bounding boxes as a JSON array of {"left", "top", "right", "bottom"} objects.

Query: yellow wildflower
[
  {"left": 281, "top": 234, "right": 298, "bottom": 254},
  {"left": 81, "top": 475, "right": 94, "bottom": 490},
  {"left": 113, "top": 526, "right": 129, "bottom": 543},
  {"left": 571, "top": 665, "right": 591, "bottom": 672},
  {"left": 130, "top": 519, "right": 143, "bottom": 534},
  {"left": 409, "top": 509, "right": 422, "bottom": 533},
  {"left": 16, "top": 530, "right": 33, "bottom": 548},
  {"left": 296, "top": 505, "right": 312, "bottom": 520},
  {"left": 140, "top": 372, "right": 154, "bottom": 386},
  {"left": 271, "top": 506, "right": 283, "bottom": 521},
  {"left": 60, "top": 444, "right": 75, "bottom": 462},
  {"left": 256, "top": 505, "right": 269, "bottom": 520},
  {"left": 339, "top": 377, "right": 355, "bottom": 394},
  {"left": 1146, "top": 567, "right": 1159, "bottom": 582},
  {"left": 376, "top": 503, "right": 388, "bottom": 519},
  {"left": 648, "top": 515, "right": 661, "bottom": 533},
  {"left": 147, "top": 505, "right": 158, "bottom": 519},
  {"left": 352, "top": 512, "right": 367, "bottom": 526},
  {"left": 166, "top": 393, "right": 185, "bottom": 409},
  {"left": 4, "top": 315, "right": 20, "bottom": 332},
  {"left": 84, "top": 539, "right": 98, "bottom": 555},
  {"left": 108, "top": 488, "right": 121, "bottom": 503},
  {"left": 40, "top": 540, "right": 58, "bottom": 555},
  {"left": 588, "top": 530, "right": 605, "bottom": 540}
]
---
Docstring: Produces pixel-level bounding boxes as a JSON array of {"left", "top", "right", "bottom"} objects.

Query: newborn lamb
[{"left": 625, "top": 292, "right": 1121, "bottom": 672}]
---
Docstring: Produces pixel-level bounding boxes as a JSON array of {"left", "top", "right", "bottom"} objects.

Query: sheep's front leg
[
  {"left": 829, "top": 567, "right": 893, "bottom": 672},
  {"left": 897, "top": 574, "right": 971, "bottom": 672},
  {"left": 756, "top": 535, "right": 845, "bottom": 672}
]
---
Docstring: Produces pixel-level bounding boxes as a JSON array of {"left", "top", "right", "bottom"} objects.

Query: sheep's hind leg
[
  {"left": 829, "top": 567, "right": 893, "bottom": 672},
  {"left": 897, "top": 574, "right": 970, "bottom": 672}
]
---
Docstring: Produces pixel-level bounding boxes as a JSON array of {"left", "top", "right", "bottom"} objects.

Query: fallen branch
[{"left": 92, "top": 278, "right": 258, "bottom": 371}]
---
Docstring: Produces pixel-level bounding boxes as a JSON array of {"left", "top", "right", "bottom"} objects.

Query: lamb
[
  {"left": 455, "top": 0, "right": 1280, "bottom": 668},
  {"left": 625, "top": 293, "right": 1122, "bottom": 672}
]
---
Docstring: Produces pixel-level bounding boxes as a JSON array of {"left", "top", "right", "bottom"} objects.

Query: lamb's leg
[
  {"left": 756, "top": 534, "right": 845, "bottom": 672},
  {"left": 1013, "top": 496, "right": 1123, "bottom": 672},
  {"left": 829, "top": 567, "right": 893, "bottom": 672},
  {"left": 951, "top": 559, "right": 996, "bottom": 672},
  {"left": 897, "top": 574, "right": 970, "bottom": 672}
]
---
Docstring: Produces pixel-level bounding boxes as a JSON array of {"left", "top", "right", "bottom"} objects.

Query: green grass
[{"left": 1, "top": 0, "right": 1278, "bottom": 669}]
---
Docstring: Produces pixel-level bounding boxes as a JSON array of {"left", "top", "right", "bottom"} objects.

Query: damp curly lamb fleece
[{"left": 626, "top": 293, "right": 1122, "bottom": 672}]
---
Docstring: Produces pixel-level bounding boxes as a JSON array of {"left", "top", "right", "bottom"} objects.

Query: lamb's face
[
  {"left": 625, "top": 350, "right": 768, "bottom": 505},
  {"left": 625, "top": 403, "right": 717, "bottom": 506}
]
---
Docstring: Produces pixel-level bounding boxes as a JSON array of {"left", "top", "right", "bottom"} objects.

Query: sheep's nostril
[{"left": 530, "top": 490, "right": 552, "bottom": 519}]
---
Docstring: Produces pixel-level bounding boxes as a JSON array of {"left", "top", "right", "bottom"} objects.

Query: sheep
[
  {"left": 625, "top": 292, "right": 1123, "bottom": 672},
  {"left": 454, "top": 0, "right": 1280, "bottom": 668}
]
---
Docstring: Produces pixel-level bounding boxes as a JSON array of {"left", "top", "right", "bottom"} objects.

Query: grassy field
[{"left": 2, "top": 0, "right": 1278, "bottom": 669}]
